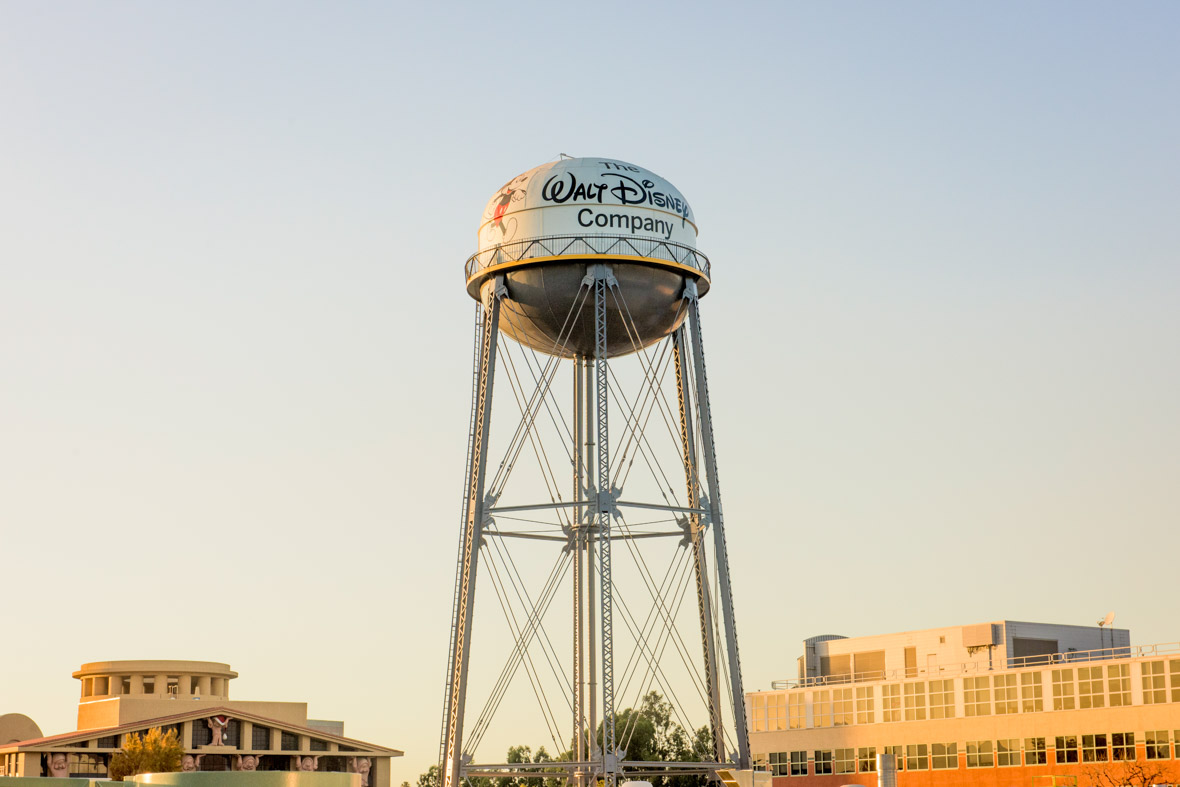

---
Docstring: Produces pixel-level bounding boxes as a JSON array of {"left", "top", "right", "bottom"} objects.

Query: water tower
[{"left": 441, "top": 157, "right": 749, "bottom": 787}]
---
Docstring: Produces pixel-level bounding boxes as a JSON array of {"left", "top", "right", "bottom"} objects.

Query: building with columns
[
  {"left": 748, "top": 620, "right": 1180, "bottom": 786},
  {"left": 0, "top": 660, "right": 399, "bottom": 786}
]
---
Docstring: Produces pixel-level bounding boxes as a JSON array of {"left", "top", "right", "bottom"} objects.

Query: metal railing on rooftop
[
  {"left": 465, "top": 233, "right": 711, "bottom": 282},
  {"left": 766, "top": 641, "right": 1180, "bottom": 691}
]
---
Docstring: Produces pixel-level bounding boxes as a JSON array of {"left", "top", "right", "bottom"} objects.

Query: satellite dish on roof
[{"left": 1098, "top": 611, "right": 1115, "bottom": 627}]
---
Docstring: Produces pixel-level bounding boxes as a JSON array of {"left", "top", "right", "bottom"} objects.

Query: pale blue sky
[{"left": 1, "top": 2, "right": 1178, "bottom": 784}]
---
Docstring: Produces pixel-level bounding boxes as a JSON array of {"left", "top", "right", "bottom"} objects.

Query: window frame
[
  {"left": 1081, "top": 733, "right": 1109, "bottom": 763},
  {"left": 967, "top": 740, "right": 994, "bottom": 768},
  {"left": 931, "top": 742, "right": 957, "bottom": 770},
  {"left": 964, "top": 675, "right": 991, "bottom": 716},
  {"left": 997, "top": 739, "right": 1019, "bottom": 767}
]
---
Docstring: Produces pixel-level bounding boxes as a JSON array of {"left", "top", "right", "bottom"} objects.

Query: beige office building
[
  {"left": 748, "top": 620, "right": 1180, "bottom": 786},
  {"left": 0, "top": 660, "right": 400, "bottom": 786}
]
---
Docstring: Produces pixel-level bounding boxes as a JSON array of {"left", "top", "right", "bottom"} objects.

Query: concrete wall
[{"left": 131, "top": 773, "right": 360, "bottom": 787}]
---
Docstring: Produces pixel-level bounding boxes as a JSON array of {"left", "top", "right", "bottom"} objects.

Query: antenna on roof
[{"left": 1097, "top": 611, "right": 1116, "bottom": 653}]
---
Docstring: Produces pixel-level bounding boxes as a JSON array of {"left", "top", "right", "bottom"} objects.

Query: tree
[
  {"left": 1086, "top": 759, "right": 1180, "bottom": 787},
  {"left": 417, "top": 764, "right": 440, "bottom": 787},
  {"left": 108, "top": 728, "right": 183, "bottom": 781}
]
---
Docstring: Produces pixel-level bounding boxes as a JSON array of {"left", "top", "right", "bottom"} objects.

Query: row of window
[
  {"left": 751, "top": 659, "right": 1180, "bottom": 731},
  {"left": 764, "top": 731, "right": 1179, "bottom": 777}
]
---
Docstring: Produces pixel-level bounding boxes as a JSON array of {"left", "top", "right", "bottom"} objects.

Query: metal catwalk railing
[
  {"left": 767, "top": 640, "right": 1180, "bottom": 691},
  {"left": 465, "top": 234, "right": 711, "bottom": 282}
]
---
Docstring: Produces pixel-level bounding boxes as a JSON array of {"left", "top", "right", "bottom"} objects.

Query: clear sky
[{"left": 1, "top": 2, "right": 1177, "bottom": 785}]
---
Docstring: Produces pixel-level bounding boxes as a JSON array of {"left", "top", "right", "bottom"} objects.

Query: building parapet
[{"left": 768, "top": 641, "right": 1180, "bottom": 691}]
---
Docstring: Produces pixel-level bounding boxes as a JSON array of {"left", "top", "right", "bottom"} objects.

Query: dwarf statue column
[
  {"left": 207, "top": 716, "right": 231, "bottom": 746},
  {"left": 349, "top": 757, "right": 372, "bottom": 787},
  {"left": 294, "top": 755, "right": 319, "bottom": 772},
  {"left": 46, "top": 753, "right": 69, "bottom": 778}
]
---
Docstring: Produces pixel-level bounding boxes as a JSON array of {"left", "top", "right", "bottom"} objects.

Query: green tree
[
  {"left": 416, "top": 764, "right": 440, "bottom": 787},
  {"left": 600, "top": 692, "right": 711, "bottom": 787},
  {"left": 108, "top": 728, "right": 183, "bottom": 781}
]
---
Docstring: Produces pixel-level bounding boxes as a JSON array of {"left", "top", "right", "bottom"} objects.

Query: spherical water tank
[{"left": 466, "top": 157, "right": 711, "bottom": 358}]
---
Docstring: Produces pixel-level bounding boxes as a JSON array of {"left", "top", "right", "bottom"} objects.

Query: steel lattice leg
[
  {"left": 442, "top": 278, "right": 504, "bottom": 787},
  {"left": 674, "top": 327, "right": 726, "bottom": 765},
  {"left": 685, "top": 282, "right": 750, "bottom": 769}
]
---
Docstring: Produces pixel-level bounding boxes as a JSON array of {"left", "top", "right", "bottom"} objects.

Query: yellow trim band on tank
[{"left": 465, "top": 254, "right": 711, "bottom": 300}]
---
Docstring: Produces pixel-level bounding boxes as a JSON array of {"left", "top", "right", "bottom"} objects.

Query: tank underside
[{"left": 487, "top": 260, "right": 705, "bottom": 358}]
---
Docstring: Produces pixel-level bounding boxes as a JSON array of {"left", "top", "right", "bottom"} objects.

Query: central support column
[
  {"left": 572, "top": 357, "right": 586, "bottom": 787},
  {"left": 591, "top": 265, "right": 617, "bottom": 787}
]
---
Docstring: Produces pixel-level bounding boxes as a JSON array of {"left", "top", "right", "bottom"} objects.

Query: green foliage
[
  {"left": 602, "top": 692, "right": 711, "bottom": 787},
  {"left": 108, "top": 727, "right": 183, "bottom": 781},
  {"left": 417, "top": 764, "right": 440, "bottom": 787}
]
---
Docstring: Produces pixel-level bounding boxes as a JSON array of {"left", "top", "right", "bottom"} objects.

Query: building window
[
  {"left": 928, "top": 679, "right": 954, "bottom": 719},
  {"left": 281, "top": 732, "right": 299, "bottom": 751},
  {"left": 967, "top": 740, "right": 994, "bottom": 768},
  {"left": 96, "top": 736, "right": 119, "bottom": 749},
  {"left": 1082, "top": 734, "right": 1109, "bottom": 763},
  {"left": 903, "top": 682, "right": 926, "bottom": 721},
  {"left": 789, "top": 751, "right": 806, "bottom": 776},
  {"left": 1052, "top": 669, "right": 1075, "bottom": 711},
  {"left": 193, "top": 724, "right": 213, "bottom": 748},
  {"left": 883, "top": 746, "right": 903, "bottom": 771},
  {"left": 857, "top": 747, "right": 876, "bottom": 773},
  {"left": 1026, "top": 737, "right": 1047, "bottom": 765},
  {"left": 1112, "top": 732, "right": 1135, "bottom": 761},
  {"left": 767, "top": 693, "right": 786, "bottom": 731},
  {"left": 68, "top": 754, "right": 108, "bottom": 776},
  {"left": 142, "top": 677, "right": 155, "bottom": 694},
  {"left": 1143, "top": 661, "right": 1168, "bottom": 704},
  {"left": 1055, "top": 736, "right": 1079, "bottom": 764},
  {"left": 994, "top": 673, "right": 1017, "bottom": 714},
  {"left": 932, "top": 743, "right": 957, "bottom": 770},
  {"left": 881, "top": 684, "right": 901, "bottom": 723},
  {"left": 252, "top": 726, "right": 271, "bottom": 750},
  {"left": 223, "top": 720, "right": 241, "bottom": 749},
  {"left": 1145, "top": 731, "right": 1169, "bottom": 760},
  {"left": 813, "top": 690, "right": 831, "bottom": 728},
  {"left": 855, "top": 686, "right": 874, "bottom": 725},
  {"left": 1078, "top": 666, "right": 1105, "bottom": 709},
  {"left": 750, "top": 695, "right": 766, "bottom": 733},
  {"left": 814, "top": 750, "right": 832, "bottom": 776},
  {"left": 964, "top": 676, "right": 991, "bottom": 716},
  {"left": 834, "top": 749, "right": 854, "bottom": 775},
  {"left": 833, "top": 688, "right": 853, "bottom": 726},
  {"left": 997, "top": 739, "right": 1019, "bottom": 767},
  {"left": 767, "top": 752, "right": 789, "bottom": 776},
  {"left": 1107, "top": 664, "right": 1130, "bottom": 706},
  {"left": 750, "top": 693, "right": 769, "bottom": 731},
  {"left": 1020, "top": 671, "right": 1043, "bottom": 712},
  {"left": 309, "top": 739, "right": 328, "bottom": 752},
  {"left": 1171, "top": 660, "right": 1180, "bottom": 702},
  {"left": 753, "top": 695, "right": 786, "bottom": 732},
  {"left": 788, "top": 693, "right": 805, "bottom": 730},
  {"left": 905, "top": 744, "right": 928, "bottom": 771}
]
